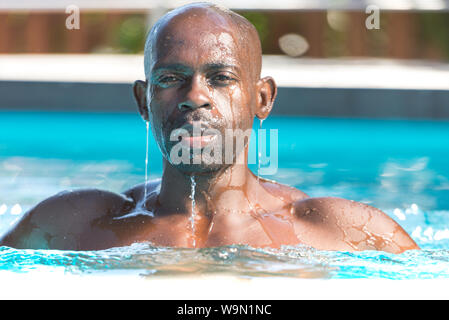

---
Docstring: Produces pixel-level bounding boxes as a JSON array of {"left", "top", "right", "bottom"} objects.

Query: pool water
[{"left": 1, "top": 111, "right": 449, "bottom": 279}]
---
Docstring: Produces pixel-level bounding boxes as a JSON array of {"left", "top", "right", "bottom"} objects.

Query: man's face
[{"left": 147, "top": 14, "right": 257, "bottom": 174}]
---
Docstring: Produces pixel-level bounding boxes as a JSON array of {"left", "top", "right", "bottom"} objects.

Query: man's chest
[{"left": 107, "top": 208, "right": 307, "bottom": 248}]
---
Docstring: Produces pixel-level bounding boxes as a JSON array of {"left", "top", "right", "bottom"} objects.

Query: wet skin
[{"left": 0, "top": 4, "right": 419, "bottom": 253}]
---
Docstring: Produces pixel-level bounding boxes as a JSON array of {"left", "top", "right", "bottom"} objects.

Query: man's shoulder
[
  {"left": 260, "top": 178, "right": 309, "bottom": 202},
  {"left": 122, "top": 179, "right": 162, "bottom": 202},
  {"left": 0, "top": 188, "right": 135, "bottom": 250},
  {"left": 29, "top": 188, "right": 135, "bottom": 220},
  {"left": 292, "top": 196, "right": 419, "bottom": 253},
  {"left": 294, "top": 196, "right": 381, "bottom": 224}
]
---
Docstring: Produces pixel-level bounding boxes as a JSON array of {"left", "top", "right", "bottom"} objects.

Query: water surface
[{"left": 1, "top": 112, "right": 448, "bottom": 279}]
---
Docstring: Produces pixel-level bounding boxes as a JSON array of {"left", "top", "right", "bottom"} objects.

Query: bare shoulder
[
  {"left": 122, "top": 179, "right": 161, "bottom": 203},
  {"left": 260, "top": 178, "right": 309, "bottom": 202},
  {"left": 292, "top": 197, "right": 420, "bottom": 253},
  {"left": 0, "top": 189, "right": 134, "bottom": 250}
]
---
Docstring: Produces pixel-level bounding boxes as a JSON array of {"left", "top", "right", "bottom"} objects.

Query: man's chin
[{"left": 171, "top": 162, "right": 226, "bottom": 176}]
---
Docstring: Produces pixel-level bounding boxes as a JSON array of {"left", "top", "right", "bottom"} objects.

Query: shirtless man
[{"left": 0, "top": 3, "right": 419, "bottom": 253}]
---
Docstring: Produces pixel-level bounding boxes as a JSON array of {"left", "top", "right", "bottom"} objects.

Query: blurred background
[
  {"left": 1, "top": 0, "right": 449, "bottom": 117},
  {"left": 1, "top": 2, "right": 449, "bottom": 60},
  {"left": 0, "top": 1, "right": 449, "bottom": 246}
]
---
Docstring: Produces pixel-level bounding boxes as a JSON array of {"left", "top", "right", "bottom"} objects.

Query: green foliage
[
  {"left": 117, "top": 16, "right": 146, "bottom": 53},
  {"left": 323, "top": 23, "right": 346, "bottom": 57},
  {"left": 419, "top": 12, "right": 449, "bottom": 59},
  {"left": 239, "top": 11, "right": 269, "bottom": 48}
]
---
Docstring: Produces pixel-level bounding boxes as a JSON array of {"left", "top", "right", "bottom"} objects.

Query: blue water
[{"left": 1, "top": 111, "right": 449, "bottom": 279}]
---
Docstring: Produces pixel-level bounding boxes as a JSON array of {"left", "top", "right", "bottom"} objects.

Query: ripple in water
[{"left": 1, "top": 243, "right": 449, "bottom": 279}]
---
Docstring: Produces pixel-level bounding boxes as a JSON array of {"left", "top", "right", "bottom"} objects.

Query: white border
[{"left": 1, "top": 271, "right": 449, "bottom": 299}]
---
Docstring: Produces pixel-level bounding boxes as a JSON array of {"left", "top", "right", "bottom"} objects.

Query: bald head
[{"left": 143, "top": 2, "right": 262, "bottom": 81}]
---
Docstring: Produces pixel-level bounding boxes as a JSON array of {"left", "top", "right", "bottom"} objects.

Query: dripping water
[
  {"left": 256, "top": 118, "right": 264, "bottom": 205},
  {"left": 144, "top": 120, "right": 150, "bottom": 203},
  {"left": 114, "top": 120, "right": 152, "bottom": 220},
  {"left": 257, "top": 119, "right": 264, "bottom": 184},
  {"left": 189, "top": 175, "right": 197, "bottom": 247}
]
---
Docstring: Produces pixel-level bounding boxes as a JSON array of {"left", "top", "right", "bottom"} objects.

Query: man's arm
[
  {"left": 0, "top": 189, "right": 134, "bottom": 250},
  {"left": 293, "top": 197, "right": 420, "bottom": 253}
]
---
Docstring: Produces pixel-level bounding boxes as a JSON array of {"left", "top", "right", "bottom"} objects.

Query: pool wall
[
  {"left": 1, "top": 55, "right": 449, "bottom": 119},
  {"left": 1, "top": 80, "right": 449, "bottom": 119}
]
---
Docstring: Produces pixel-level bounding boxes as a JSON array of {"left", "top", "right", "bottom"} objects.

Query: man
[{"left": 0, "top": 2, "right": 419, "bottom": 253}]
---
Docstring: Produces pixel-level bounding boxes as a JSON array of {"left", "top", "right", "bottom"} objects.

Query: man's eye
[
  {"left": 210, "top": 74, "right": 235, "bottom": 84},
  {"left": 159, "top": 76, "right": 181, "bottom": 84},
  {"left": 213, "top": 75, "right": 231, "bottom": 81}
]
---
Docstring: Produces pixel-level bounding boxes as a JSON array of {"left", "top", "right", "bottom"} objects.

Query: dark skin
[{"left": 0, "top": 4, "right": 419, "bottom": 253}]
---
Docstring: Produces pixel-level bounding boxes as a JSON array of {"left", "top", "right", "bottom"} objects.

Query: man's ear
[
  {"left": 133, "top": 80, "right": 149, "bottom": 121},
  {"left": 255, "top": 76, "right": 277, "bottom": 120}
]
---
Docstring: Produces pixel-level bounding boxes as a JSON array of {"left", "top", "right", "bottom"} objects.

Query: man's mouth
[
  {"left": 171, "top": 122, "right": 219, "bottom": 149},
  {"left": 180, "top": 134, "right": 218, "bottom": 148}
]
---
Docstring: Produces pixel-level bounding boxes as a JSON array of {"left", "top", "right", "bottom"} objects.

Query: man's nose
[{"left": 177, "top": 76, "right": 211, "bottom": 112}]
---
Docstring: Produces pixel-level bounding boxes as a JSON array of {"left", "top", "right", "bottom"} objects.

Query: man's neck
[{"left": 156, "top": 158, "right": 261, "bottom": 217}]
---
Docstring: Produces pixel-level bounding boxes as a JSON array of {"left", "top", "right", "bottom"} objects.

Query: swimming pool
[{"left": 1, "top": 111, "right": 449, "bottom": 280}]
